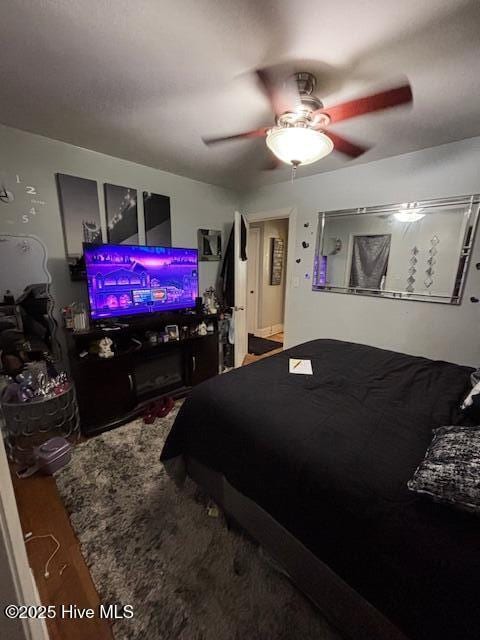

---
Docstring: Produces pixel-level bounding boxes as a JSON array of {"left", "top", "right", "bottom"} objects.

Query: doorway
[
  {"left": 246, "top": 217, "right": 289, "bottom": 355},
  {"left": 233, "top": 207, "right": 296, "bottom": 367}
]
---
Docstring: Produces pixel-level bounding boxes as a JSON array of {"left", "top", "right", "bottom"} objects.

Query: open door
[{"left": 234, "top": 211, "right": 248, "bottom": 367}]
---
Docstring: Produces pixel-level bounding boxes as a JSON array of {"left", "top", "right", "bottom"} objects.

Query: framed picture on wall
[
  {"left": 198, "top": 228, "right": 222, "bottom": 261},
  {"left": 143, "top": 191, "right": 171, "bottom": 246},
  {"left": 56, "top": 173, "right": 102, "bottom": 280},
  {"left": 104, "top": 184, "right": 139, "bottom": 244},
  {"left": 270, "top": 237, "right": 285, "bottom": 285}
]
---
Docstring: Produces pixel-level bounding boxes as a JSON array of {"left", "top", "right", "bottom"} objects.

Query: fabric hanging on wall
[
  {"left": 240, "top": 215, "right": 247, "bottom": 261},
  {"left": 349, "top": 234, "right": 391, "bottom": 289},
  {"left": 218, "top": 224, "right": 235, "bottom": 308},
  {"left": 217, "top": 216, "right": 247, "bottom": 308}
]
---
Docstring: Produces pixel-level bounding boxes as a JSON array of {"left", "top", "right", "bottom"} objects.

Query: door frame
[
  {"left": 246, "top": 226, "right": 261, "bottom": 336},
  {"left": 234, "top": 211, "right": 249, "bottom": 368},
  {"left": 244, "top": 207, "right": 297, "bottom": 347}
]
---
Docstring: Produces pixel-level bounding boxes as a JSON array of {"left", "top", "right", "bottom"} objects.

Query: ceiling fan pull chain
[{"left": 291, "top": 161, "right": 299, "bottom": 183}]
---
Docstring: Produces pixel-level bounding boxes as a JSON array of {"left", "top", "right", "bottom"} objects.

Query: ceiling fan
[{"left": 202, "top": 69, "right": 413, "bottom": 172}]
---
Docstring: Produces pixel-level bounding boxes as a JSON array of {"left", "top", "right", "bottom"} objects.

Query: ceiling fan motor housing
[
  {"left": 275, "top": 72, "right": 330, "bottom": 129},
  {"left": 295, "top": 71, "right": 316, "bottom": 95}
]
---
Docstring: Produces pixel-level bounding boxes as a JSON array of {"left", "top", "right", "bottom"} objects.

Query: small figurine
[
  {"left": 203, "top": 287, "right": 218, "bottom": 314},
  {"left": 98, "top": 336, "right": 114, "bottom": 359},
  {"left": 198, "top": 321, "right": 207, "bottom": 336}
]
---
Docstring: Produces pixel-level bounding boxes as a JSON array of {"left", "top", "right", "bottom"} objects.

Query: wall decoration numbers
[{"left": 0, "top": 171, "right": 46, "bottom": 225}]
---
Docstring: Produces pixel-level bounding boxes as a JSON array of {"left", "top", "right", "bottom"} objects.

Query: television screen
[{"left": 84, "top": 244, "right": 198, "bottom": 319}]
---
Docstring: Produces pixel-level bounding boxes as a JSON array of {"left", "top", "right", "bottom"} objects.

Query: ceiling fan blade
[
  {"left": 325, "top": 131, "right": 370, "bottom": 158},
  {"left": 315, "top": 83, "right": 412, "bottom": 124},
  {"left": 256, "top": 67, "right": 300, "bottom": 117},
  {"left": 202, "top": 127, "right": 269, "bottom": 145}
]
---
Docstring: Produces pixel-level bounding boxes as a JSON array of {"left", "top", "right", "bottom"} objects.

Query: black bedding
[{"left": 161, "top": 340, "right": 480, "bottom": 640}]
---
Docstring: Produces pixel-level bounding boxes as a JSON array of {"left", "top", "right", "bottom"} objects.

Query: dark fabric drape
[
  {"left": 218, "top": 224, "right": 235, "bottom": 307},
  {"left": 349, "top": 234, "right": 391, "bottom": 289},
  {"left": 217, "top": 216, "right": 247, "bottom": 308},
  {"left": 240, "top": 215, "right": 247, "bottom": 261}
]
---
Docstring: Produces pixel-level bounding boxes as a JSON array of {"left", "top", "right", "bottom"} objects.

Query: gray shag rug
[{"left": 56, "top": 403, "right": 341, "bottom": 640}]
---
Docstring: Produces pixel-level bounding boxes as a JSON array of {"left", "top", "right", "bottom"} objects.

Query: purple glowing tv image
[{"left": 84, "top": 244, "right": 198, "bottom": 319}]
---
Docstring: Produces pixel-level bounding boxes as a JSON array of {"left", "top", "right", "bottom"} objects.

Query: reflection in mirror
[
  {"left": 0, "top": 234, "right": 61, "bottom": 366},
  {"left": 313, "top": 195, "right": 480, "bottom": 304}
]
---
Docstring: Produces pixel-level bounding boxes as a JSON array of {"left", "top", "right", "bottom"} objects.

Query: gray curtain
[{"left": 349, "top": 234, "right": 391, "bottom": 289}]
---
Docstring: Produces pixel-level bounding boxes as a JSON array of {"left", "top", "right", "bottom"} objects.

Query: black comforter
[{"left": 161, "top": 340, "right": 480, "bottom": 640}]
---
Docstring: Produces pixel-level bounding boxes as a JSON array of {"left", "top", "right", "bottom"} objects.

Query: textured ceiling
[{"left": 1, "top": 0, "right": 480, "bottom": 189}]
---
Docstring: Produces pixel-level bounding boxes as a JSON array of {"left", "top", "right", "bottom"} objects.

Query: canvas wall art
[
  {"left": 56, "top": 173, "right": 102, "bottom": 280},
  {"left": 104, "top": 184, "right": 139, "bottom": 244},
  {"left": 143, "top": 191, "right": 171, "bottom": 246}
]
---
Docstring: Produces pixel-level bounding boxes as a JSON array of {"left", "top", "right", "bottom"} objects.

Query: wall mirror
[
  {"left": 313, "top": 195, "right": 480, "bottom": 305},
  {"left": 0, "top": 234, "right": 62, "bottom": 362}
]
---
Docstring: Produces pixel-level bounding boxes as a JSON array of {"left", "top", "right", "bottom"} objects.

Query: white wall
[
  {"left": 0, "top": 124, "right": 238, "bottom": 314},
  {"left": 251, "top": 219, "right": 288, "bottom": 331},
  {"left": 3, "top": 124, "right": 480, "bottom": 366},
  {"left": 242, "top": 136, "right": 480, "bottom": 366}
]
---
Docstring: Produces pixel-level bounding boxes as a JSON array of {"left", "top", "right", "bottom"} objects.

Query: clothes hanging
[{"left": 217, "top": 216, "right": 247, "bottom": 308}]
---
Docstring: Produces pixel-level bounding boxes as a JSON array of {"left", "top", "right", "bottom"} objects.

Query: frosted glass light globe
[{"left": 266, "top": 126, "right": 334, "bottom": 166}]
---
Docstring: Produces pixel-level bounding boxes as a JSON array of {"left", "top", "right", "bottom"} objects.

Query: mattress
[{"left": 161, "top": 339, "right": 479, "bottom": 640}]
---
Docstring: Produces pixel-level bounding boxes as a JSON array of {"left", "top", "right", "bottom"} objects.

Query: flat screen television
[{"left": 83, "top": 243, "right": 198, "bottom": 320}]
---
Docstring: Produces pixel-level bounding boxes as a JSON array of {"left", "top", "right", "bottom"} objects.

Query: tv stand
[{"left": 66, "top": 313, "right": 219, "bottom": 436}]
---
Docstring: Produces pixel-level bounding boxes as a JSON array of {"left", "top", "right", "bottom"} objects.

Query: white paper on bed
[{"left": 289, "top": 359, "right": 313, "bottom": 375}]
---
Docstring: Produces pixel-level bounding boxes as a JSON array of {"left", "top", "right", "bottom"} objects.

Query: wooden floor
[
  {"left": 12, "top": 470, "right": 114, "bottom": 639},
  {"left": 11, "top": 337, "right": 284, "bottom": 640}
]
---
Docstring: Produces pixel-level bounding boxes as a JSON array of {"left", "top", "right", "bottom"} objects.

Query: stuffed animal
[{"left": 98, "top": 336, "right": 114, "bottom": 359}]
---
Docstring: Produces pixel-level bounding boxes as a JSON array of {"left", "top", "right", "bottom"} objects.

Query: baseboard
[{"left": 255, "top": 324, "right": 284, "bottom": 338}]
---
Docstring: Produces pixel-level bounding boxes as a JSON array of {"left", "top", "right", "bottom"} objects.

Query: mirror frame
[
  {"left": 0, "top": 233, "right": 62, "bottom": 362},
  {"left": 312, "top": 194, "right": 480, "bottom": 305}
]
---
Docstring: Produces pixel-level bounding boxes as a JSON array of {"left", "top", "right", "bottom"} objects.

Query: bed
[{"left": 160, "top": 339, "right": 480, "bottom": 640}]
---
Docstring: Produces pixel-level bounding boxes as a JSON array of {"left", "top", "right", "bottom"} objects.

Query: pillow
[
  {"left": 471, "top": 367, "right": 480, "bottom": 386},
  {"left": 407, "top": 425, "right": 480, "bottom": 514},
  {"left": 461, "top": 381, "right": 480, "bottom": 421},
  {"left": 462, "top": 380, "right": 480, "bottom": 409}
]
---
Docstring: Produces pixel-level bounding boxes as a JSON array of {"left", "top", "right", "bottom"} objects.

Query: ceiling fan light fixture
[{"left": 266, "top": 126, "right": 334, "bottom": 167}]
